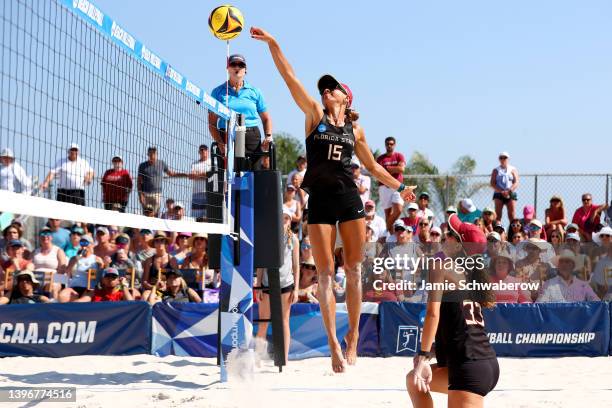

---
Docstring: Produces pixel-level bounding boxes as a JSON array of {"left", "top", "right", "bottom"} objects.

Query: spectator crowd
[{"left": 2, "top": 140, "right": 612, "bottom": 306}]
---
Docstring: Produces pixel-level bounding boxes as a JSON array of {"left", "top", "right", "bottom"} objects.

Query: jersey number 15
[{"left": 328, "top": 144, "right": 342, "bottom": 161}]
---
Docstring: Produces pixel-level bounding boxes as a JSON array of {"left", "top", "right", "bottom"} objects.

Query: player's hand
[
  {"left": 289, "top": 289, "right": 299, "bottom": 304},
  {"left": 400, "top": 185, "right": 417, "bottom": 202},
  {"left": 412, "top": 357, "right": 433, "bottom": 393},
  {"left": 250, "top": 27, "right": 275, "bottom": 43}
]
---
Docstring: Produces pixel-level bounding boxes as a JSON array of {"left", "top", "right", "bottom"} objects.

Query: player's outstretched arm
[{"left": 250, "top": 27, "right": 322, "bottom": 131}]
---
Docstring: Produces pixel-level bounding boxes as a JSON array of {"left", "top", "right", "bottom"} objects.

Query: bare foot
[
  {"left": 344, "top": 332, "right": 359, "bottom": 366},
  {"left": 330, "top": 343, "right": 346, "bottom": 373}
]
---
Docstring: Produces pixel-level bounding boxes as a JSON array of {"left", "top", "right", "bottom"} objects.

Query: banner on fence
[
  {"left": 0, "top": 302, "right": 150, "bottom": 357},
  {"left": 255, "top": 302, "right": 380, "bottom": 360},
  {"left": 151, "top": 302, "right": 218, "bottom": 357},
  {"left": 379, "top": 302, "right": 611, "bottom": 358}
]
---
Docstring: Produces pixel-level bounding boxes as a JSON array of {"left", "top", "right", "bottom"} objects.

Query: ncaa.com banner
[{"left": 0, "top": 302, "right": 150, "bottom": 357}]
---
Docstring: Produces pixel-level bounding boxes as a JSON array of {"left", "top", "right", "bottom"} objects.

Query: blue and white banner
[
  {"left": 379, "top": 302, "right": 611, "bottom": 358},
  {"left": 255, "top": 303, "right": 380, "bottom": 360},
  {"left": 484, "top": 302, "right": 610, "bottom": 357},
  {"left": 151, "top": 303, "right": 218, "bottom": 357},
  {"left": 61, "top": 0, "right": 230, "bottom": 119},
  {"left": 0, "top": 302, "right": 150, "bottom": 357},
  {"left": 219, "top": 173, "right": 254, "bottom": 379}
]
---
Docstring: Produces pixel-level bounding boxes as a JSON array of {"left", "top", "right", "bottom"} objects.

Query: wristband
[
  {"left": 418, "top": 349, "right": 434, "bottom": 359},
  {"left": 397, "top": 184, "right": 406, "bottom": 193}
]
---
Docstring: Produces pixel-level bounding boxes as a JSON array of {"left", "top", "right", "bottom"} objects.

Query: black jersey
[
  {"left": 301, "top": 114, "right": 357, "bottom": 195},
  {"left": 435, "top": 290, "right": 496, "bottom": 366}
]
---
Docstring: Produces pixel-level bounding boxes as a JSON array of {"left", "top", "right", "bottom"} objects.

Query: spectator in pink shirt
[
  {"left": 489, "top": 251, "right": 531, "bottom": 303},
  {"left": 572, "top": 193, "right": 609, "bottom": 242},
  {"left": 101, "top": 156, "right": 133, "bottom": 212},
  {"left": 537, "top": 249, "right": 599, "bottom": 302},
  {"left": 376, "top": 137, "right": 406, "bottom": 231}
]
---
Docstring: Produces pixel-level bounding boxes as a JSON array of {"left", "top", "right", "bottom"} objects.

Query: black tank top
[
  {"left": 435, "top": 290, "right": 496, "bottom": 365},
  {"left": 301, "top": 113, "right": 357, "bottom": 195}
]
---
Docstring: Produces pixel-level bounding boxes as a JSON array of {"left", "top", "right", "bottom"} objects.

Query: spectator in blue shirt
[
  {"left": 209, "top": 54, "right": 273, "bottom": 165},
  {"left": 48, "top": 218, "right": 71, "bottom": 250}
]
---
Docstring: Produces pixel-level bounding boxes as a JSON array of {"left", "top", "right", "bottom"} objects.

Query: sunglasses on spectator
[
  {"left": 498, "top": 156, "right": 508, "bottom": 160},
  {"left": 39, "top": 231, "right": 52, "bottom": 237},
  {"left": 69, "top": 148, "right": 78, "bottom": 152},
  {"left": 601, "top": 234, "right": 611, "bottom": 238},
  {"left": 229, "top": 62, "right": 246, "bottom": 68},
  {"left": 419, "top": 222, "right": 429, "bottom": 227},
  {"left": 582, "top": 198, "right": 592, "bottom": 202},
  {"left": 385, "top": 142, "right": 395, "bottom": 146},
  {"left": 301, "top": 264, "right": 316, "bottom": 271},
  {"left": 177, "top": 235, "right": 189, "bottom": 239},
  {"left": 153, "top": 238, "right": 166, "bottom": 244},
  {"left": 430, "top": 232, "right": 440, "bottom": 237},
  {"left": 301, "top": 243, "right": 312, "bottom": 250},
  {"left": 394, "top": 227, "right": 408, "bottom": 233},
  {"left": 79, "top": 239, "right": 90, "bottom": 247}
]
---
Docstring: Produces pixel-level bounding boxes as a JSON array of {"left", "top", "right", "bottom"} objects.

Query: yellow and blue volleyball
[{"left": 208, "top": 5, "right": 244, "bottom": 41}]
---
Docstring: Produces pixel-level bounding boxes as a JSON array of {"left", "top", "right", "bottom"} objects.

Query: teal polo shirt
[{"left": 211, "top": 80, "right": 267, "bottom": 129}]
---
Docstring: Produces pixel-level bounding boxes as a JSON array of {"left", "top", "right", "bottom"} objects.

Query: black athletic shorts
[
  {"left": 262, "top": 283, "right": 295, "bottom": 295},
  {"left": 493, "top": 191, "right": 517, "bottom": 203},
  {"left": 308, "top": 190, "right": 365, "bottom": 225},
  {"left": 448, "top": 358, "right": 499, "bottom": 397}
]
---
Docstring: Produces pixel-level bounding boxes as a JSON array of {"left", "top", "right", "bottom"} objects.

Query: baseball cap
[
  {"left": 460, "top": 198, "right": 477, "bottom": 213},
  {"left": 565, "top": 223, "right": 579, "bottom": 232},
  {"left": 164, "top": 269, "right": 183, "bottom": 277},
  {"left": 487, "top": 231, "right": 501, "bottom": 242},
  {"left": 115, "top": 233, "right": 130, "bottom": 244},
  {"left": 448, "top": 214, "right": 487, "bottom": 255},
  {"left": 80, "top": 235, "right": 94, "bottom": 245},
  {"left": 70, "top": 226, "right": 85, "bottom": 235},
  {"left": 68, "top": 142, "right": 79, "bottom": 151},
  {"left": 407, "top": 202, "right": 419, "bottom": 211},
  {"left": 7, "top": 239, "right": 23, "bottom": 248},
  {"left": 199, "top": 144, "right": 209, "bottom": 151},
  {"left": 529, "top": 219, "right": 543, "bottom": 229},
  {"left": 228, "top": 54, "right": 246, "bottom": 65},
  {"left": 493, "top": 221, "right": 505, "bottom": 232},
  {"left": 550, "top": 195, "right": 562, "bottom": 202},
  {"left": 483, "top": 207, "right": 495, "bottom": 214},
  {"left": 286, "top": 184, "right": 296, "bottom": 191},
  {"left": 140, "top": 228, "right": 153, "bottom": 235},
  {"left": 350, "top": 161, "right": 360, "bottom": 169},
  {"left": 112, "top": 155, "right": 123, "bottom": 162},
  {"left": 96, "top": 226, "right": 109, "bottom": 235},
  {"left": 316, "top": 74, "right": 353, "bottom": 108},
  {"left": 430, "top": 226, "right": 442, "bottom": 235},
  {"left": 393, "top": 219, "right": 407, "bottom": 231},
  {"left": 365, "top": 200, "right": 375, "bottom": 207},
  {"left": 102, "top": 267, "right": 120, "bottom": 277},
  {"left": 565, "top": 232, "right": 581, "bottom": 242},
  {"left": 446, "top": 206, "right": 457, "bottom": 214},
  {"left": 147, "top": 146, "right": 157, "bottom": 152},
  {"left": 419, "top": 192, "right": 430, "bottom": 199},
  {"left": 0, "top": 147, "right": 14, "bottom": 158},
  {"left": 499, "top": 151, "right": 510, "bottom": 159},
  {"left": 174, "top": 201, "right": 185, "bottom": 209},
  {"left": 282, "top": 208, "right": 293, "bottom": 219},
  {"left": 143, "top": 204, "right": 155, "bottom": 213},
  {"left": 523, "top": 205, "right": 535, "bottom": 220}
]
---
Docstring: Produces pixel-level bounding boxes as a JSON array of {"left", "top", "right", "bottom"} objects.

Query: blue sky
[{"left": 94, "top": 0, "right": 612, "bottom": 175}]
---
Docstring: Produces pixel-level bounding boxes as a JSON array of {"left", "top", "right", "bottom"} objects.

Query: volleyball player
[
  {"left": 251, "top": 27, "right": 416, "bottom": 373},
  {"left": 407, "top": 214, "right": 499, "bottom": 407}
]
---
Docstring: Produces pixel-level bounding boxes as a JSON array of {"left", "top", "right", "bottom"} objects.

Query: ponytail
[{"left": 345, "top": 107, "right": 359, "bottom": 122}]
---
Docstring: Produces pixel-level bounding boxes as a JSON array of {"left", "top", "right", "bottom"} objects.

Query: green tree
[
  {"left": 404, "top": 152, "right": 487, "bottom": 216},
  {"left": 273, "top": 132, "right": 304, "bottom": 175}
]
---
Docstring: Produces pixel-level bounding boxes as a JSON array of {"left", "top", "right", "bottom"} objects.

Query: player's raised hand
[{"left": 250, "top": 27, "right": 274, "bottom": 43}]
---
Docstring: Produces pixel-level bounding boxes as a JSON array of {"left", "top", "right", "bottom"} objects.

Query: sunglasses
[
  {"left": 40, "top": 232, "right": 52, "bottom": 237},
  {"left": 229, "top": 62, "right": 246, "bottom": 68},
  {"left": 419, "top": 223, "right": 429, "bottom": 227},
  {"left": 301, "top": 243, "right": 312, "bottom": 249},
  {"left": 394, "top": 227, "right": 407, "bottom": 233},
  {"left": 79, "top": 240, "right": 90, "bottom": 247},
  {"left": 582, "top": 198, "right": 592, "bottom": 202},
  {"left": 385, "top": 142, "right": 395, "bottom": 146},
  {"left": 601, "top": 234, "right": 611, "bottom": 238},
  {"left": 302, "top": 264, "right": 316, "bottom": 271},
  {"left": 319, "top": 83, "right": 344, "bottom": 96},
  {"left": 430, "top": 232, "right": 441, "bottom": 237},
  {"left": 153, "top": 238, "right": 166, "bottom": 244},
  {"left": 499, "top": 156, "right": 508, "bottom": 160}
]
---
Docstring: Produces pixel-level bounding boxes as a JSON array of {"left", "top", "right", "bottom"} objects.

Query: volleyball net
[{"left": 0, "top": 0, "right": 234, "bottom": 235}]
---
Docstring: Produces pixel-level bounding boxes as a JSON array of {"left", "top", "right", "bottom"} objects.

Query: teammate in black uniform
[
  {"left": 251, "top": 26, "right": 416, "bottom": 373},
  {"left": 407, "top": 214, "right": 499, "bottom": 407}
]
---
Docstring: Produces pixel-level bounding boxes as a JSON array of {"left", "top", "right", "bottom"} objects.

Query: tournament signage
[
  {"left": 0, "top": 302, "right": 150, "bottom": 357},
  {"left": 378, "top": 302, "right": 610, "bottom": 358}
]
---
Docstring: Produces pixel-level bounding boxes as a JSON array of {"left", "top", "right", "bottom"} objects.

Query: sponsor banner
[
  {"left": 0, "top": 302, "right": 150, "bottom": 357},
  {"left": 219, "top": 174, "right": 254, "bottom": 378},
  {"left": 379, "top": 302, "right": 610, "bottom": 357},
  {"left": 151, "top": 302, "right": 218, "bottom": 357},
  {"left": 61, "top": 0, "right": 230, "bottom": 119},
  {"left": 255, "top": 302, "right": 380, "bottom": 360},
  {"left": 485, "top": 302, "right": 610, "bottom": 357},
  {"left": 378, "top": 302, "right": 426, "bottom": 357}
]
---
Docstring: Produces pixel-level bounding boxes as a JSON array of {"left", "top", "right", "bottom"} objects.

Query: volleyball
[{"left": 208, "top": 5, "right": 244, "bottom": 41}]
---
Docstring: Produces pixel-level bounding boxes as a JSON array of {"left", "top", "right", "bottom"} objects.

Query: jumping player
[
  {"left": 407, "top": 214, "right": 499, "bottom": 407},
  {"left": 251, "top": 26, "right": 416, "bottom": 373}
]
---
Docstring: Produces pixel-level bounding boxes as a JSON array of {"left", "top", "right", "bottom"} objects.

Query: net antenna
[{"left": 0, "top": 0, "right": 234, "bottom": 236}]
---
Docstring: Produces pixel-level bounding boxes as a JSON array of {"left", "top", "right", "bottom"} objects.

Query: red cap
[
  {"left": 448, "top": 214, "right": 487, "bottom": 256},
  {"left": 341, "top": 83, "right": 353, "bottom": 108}
]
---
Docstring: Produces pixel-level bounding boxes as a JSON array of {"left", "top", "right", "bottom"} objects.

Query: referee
[{"left": 209, "top": 54, "right": 273, "bottom": 167}]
